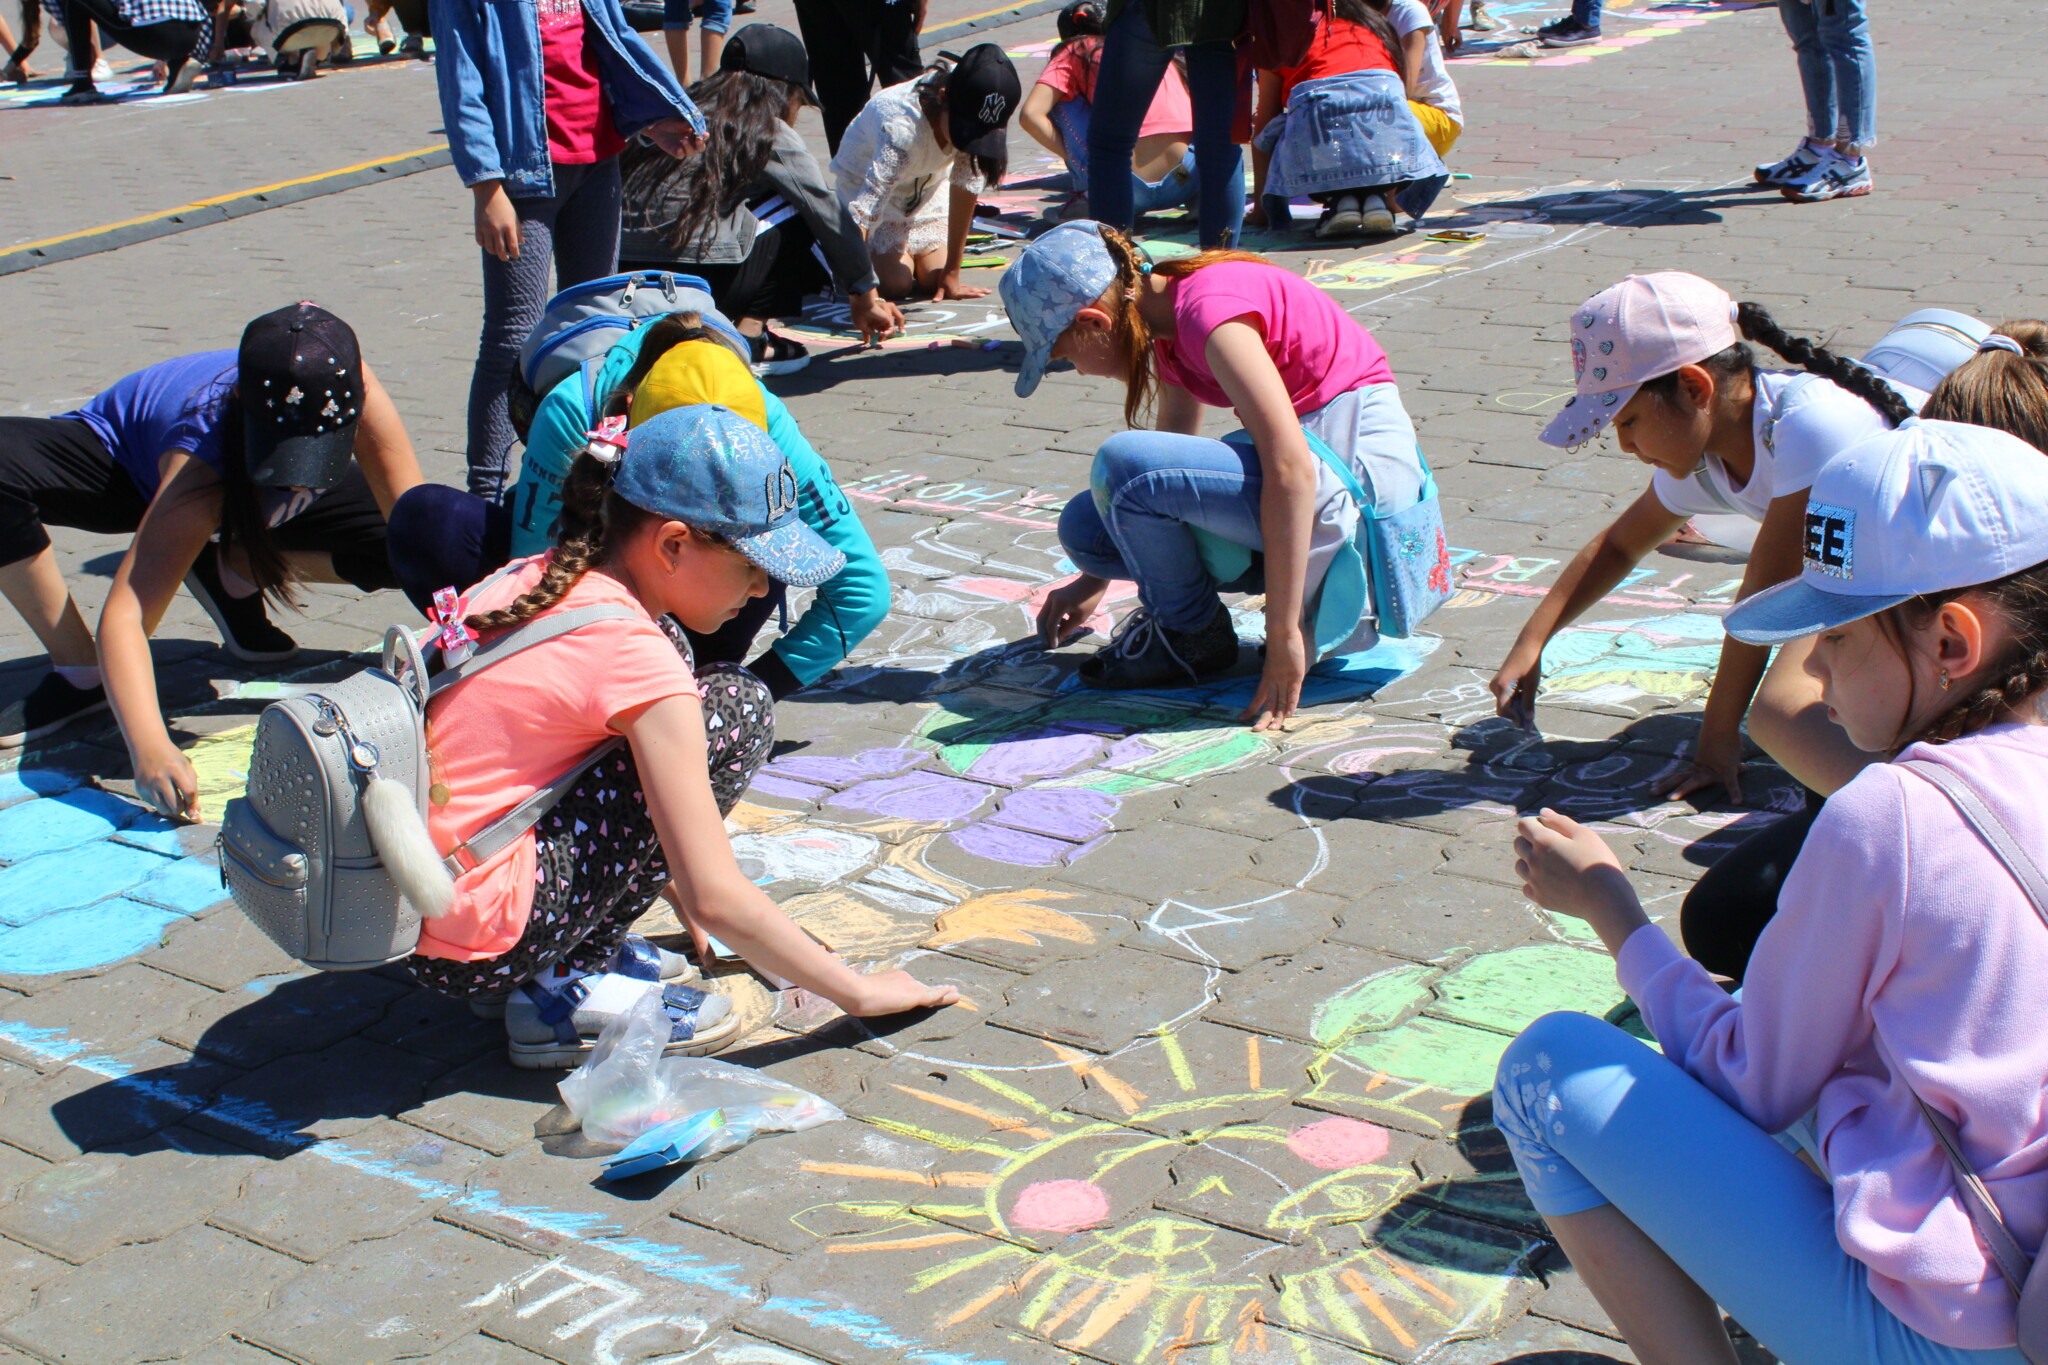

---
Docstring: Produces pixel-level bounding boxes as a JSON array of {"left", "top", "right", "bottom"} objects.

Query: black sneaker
[
  {"left": 1536, "top": 16, "right": 1601, "bottom": 44},
  {"left": 1078, "top": 602, "right": 1240, "bottom": 690},
  {"left": 184, "top": 543, "right": 299, "bottom": 663},
  {"left": 0, "top": 673, "right": 109, "bottom": 748},
  {"left": 749, "top": 329, "right": 812, "bottom": 377}
]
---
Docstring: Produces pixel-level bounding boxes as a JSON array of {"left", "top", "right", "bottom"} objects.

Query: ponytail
[
  {"left": 1735, "top": 302, "right": 1915, "bottom": 426},
  {"left": 607, "top": 311, "right": 725, "bottom": 418},
  {"left": 1922, "top": 320, "right": 2048, "bottom": 453},
  {"left": 463, "top": 452, "right": 659, "bottom": 632},
  {"left": 1099, "top": 224, "right": 1270, "bottom": 428},
  {"left": 202, "top": 392, "right": 298, "bottom": 608}
]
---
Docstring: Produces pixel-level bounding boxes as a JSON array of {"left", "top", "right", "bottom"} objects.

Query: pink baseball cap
[{"left": 1539, "top": 272, "right": 1740, "bottom": 449}]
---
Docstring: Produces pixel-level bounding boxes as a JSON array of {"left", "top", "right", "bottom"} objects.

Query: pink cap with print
[{"left": 1539, "top": 272, "right": 1739, "bottom": 449}]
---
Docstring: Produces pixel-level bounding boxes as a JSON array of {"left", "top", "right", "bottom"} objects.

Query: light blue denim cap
[
  {"left": 1001, "top": 219, "right": 1120, "bottom": 398},
  {"left": 614, "top": 404, "right": 846, "bottom": 587}
]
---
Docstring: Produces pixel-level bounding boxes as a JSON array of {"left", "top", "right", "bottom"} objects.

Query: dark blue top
[{"left": 56, "top": 351, "right": 237, "bottom": 499}]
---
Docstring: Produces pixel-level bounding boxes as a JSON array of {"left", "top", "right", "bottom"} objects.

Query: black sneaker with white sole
[
  {"left": 0, "top": 673, "right": 109, "bottom": 748},
  {"left": 184, "top": 543, "right": 299, "bottom": 663},
  {"left": 1535, "top": 16, "right": 1601, "bottom": 44},
  {"left": 749, "top": 329, "right": 812, "bottom": 376}
]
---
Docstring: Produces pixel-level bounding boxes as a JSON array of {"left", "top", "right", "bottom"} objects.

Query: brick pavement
[{"left": 0, "top": 1, "right": 2044, "bottom": 1361}]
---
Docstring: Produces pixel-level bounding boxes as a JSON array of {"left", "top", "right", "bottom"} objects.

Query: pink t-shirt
[
  {"left": 1153, "top": 261, "right": 1396, "bottom": 413},
  {"left": 538, "top": 0, "right": 625, "bottom": 165},
  {"left": 1036, "top": 40, "right": 1193, "bottom": 139},
  {"left": 417, "top": 558, "right": 699, "bottom": 961},
  {"left": 1620, "top": 722, "right": 2048, "bottom": 1349}
]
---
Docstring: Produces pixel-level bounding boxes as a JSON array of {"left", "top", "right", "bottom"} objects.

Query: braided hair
[
  {"left": 1878, "top": 561, "right": 2048, "bottom": 748},
  {"left": 1922, "top": 320, "right": 2048, "bottom": 454},
  {"left": 1638, "top": 302, "right": 1916, "bottom": 428},
  {"left": 461, "top": 452, "right": 661, "bottom": 633}
]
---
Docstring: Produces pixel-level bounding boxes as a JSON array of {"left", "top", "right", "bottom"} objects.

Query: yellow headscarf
[{"left": 628, "top": 339, "right": 769, "bottom": 432}]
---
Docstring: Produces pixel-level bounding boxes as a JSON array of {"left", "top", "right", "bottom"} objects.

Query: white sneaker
[
  {"left": 1359, "top": 198, "right": 1398, "bottom": 236},
  {"left": 1780, "top": 149, "right": 1872, "bottom": 203},
  {"left": 1317, "top": 194, "right": 1364, "bottom": 238},
  {"left": 1754, "top": 139, "right": 1827, "bottom": 186}
]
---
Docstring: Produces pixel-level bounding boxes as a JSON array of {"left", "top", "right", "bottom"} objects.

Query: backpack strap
[
  {"left": 582, "top": 354, "right": 607, "bottom": 419},
  {"left": 1893, "top": 759, "right": 2044, "bottom": 1297},
  {"left": 442, "top": 737, "right": 624, "bottom": 875},
  {"left": 427, "top": 604, "right": 644, "bottom": 698}
]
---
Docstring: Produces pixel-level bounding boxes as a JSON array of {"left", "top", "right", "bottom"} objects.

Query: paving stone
[
  {"left": 141, "top": 907, "right": 300, "bottom": 991},
  {"left": 1330, "top": 871, "right": 1546, "bottom": 964},
  {"left": 1124, "top": 879, "right": 1346, "bottom": 972},
  {"left": 678, "top": 1120, "right": 945, "bottom": 1254},
  {"left": 166, "top": 969, "right": 411, "bottom": 1070},
  {"left": 0, "top": 788, "right": 144, "bottom": 862},
  {"left": 189, "top": 1037, "right": 450, "bottom": 1156},
  {"left": 843, "top": 1026, "right": 1092, "bottom": 1154},
  {"left": 1207, "top": 945, "right": 1418, "bottom": 1047},
  {"left": 365, "top": 988, "right": 509, "bottom": 1066},
  {"left": 920, "top": 883, "right": 1142, "bottom": 975},
  {"left": 1062, "top": 1022, "right": 1313, "bottom": 1138},
  {"left": 994, "top": 948, "right": 1215, "bottom": 1053},
  {"left": 0, "top": 1129, "right": 260, "bottom": 1263},
  {"left": 0, "top": 964, "right": 216, "bottom": 1069},
  {"left": 423, "top": 1336, "right": 555, "bottom": 1364},
  {"left": 1158, "top": 1106, "right": 1428, "bottom": 1246},
  {"left": 1, "top": 1225, "right": 300, "bottom": 1365},
  {"left": 402, "top": 1055, "right": 568, "bottom": 1157},
  {"left": 846, "top": 954, "right": 1030, "bottom": 1058},
  {"left": 241, "top": 1221, "right": 538, "bottom": 1364},
  {"left": 1168, "top": 770, "right": 1360, "bottom": 841},
  {"left": 0, "top": 1238, "right": 64, "bottom": 1321},
  {"left": 0, "top": 1043, "right": 241, "bottom": 1160},
  {"left": 443, "top": 1139, "right": 700, "bottom": 1256},
  {"left": 1427, "top": 1315, "right": 1633, "bottom": 1363},
  {"left": 481, "top": 1221, "right": 779, "bottom": 1364},
  {"left": 1053, "top": 822, "right": 1262, "bottom": 902},
  {"left": 912, "top": 1119, "right": 1181, "bottom": 1254},
  {"left": 0, "top": 897, "right": 184, "bottom": 992},
  {"left": 1247, "top": 818, "right": 1452, "bottom": 898},
  {"left": 210, "top": 1119, "right": 486, "bottom": 1260},
  {"left": 1410, "top": 1115, "right": 1546, "bottom": 1236}
]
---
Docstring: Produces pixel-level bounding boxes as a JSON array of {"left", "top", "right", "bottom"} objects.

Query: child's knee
[
  {"left": 1494, "top": 1011, "right": 1625, "bottom": 1128},
  {"left": 1091, "top": 430, "right": 1159, "bottom": 493}
]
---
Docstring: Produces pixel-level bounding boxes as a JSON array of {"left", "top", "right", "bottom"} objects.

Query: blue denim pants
[
  {"left": 1494, "top": 1012, "right": 2025, "bottom": 1365},
  {"left": 1570, "top": 0, "right": 1602, "bottom": 27},
  {"left": 1051, "top": 97, "right": 1200, "bottom": 215},
  {"left": 1777, "top": 0, "right": 1876, "bottom": 147},
  {"left": 1084, "top": 2, "right": 1244, "bottom": 246}
]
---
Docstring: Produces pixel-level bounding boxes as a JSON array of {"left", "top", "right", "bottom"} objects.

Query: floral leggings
[{"left": 409, "top": 655, "right": 775, "bottom": 999}]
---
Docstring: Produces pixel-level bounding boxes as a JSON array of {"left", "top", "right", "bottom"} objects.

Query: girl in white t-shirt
[
  {"left": 1384, "top": 0, "right": 1461, "bottom": 155},
  {"left": 1491, "top": 272, "right": 1919, "bottom": 806}
]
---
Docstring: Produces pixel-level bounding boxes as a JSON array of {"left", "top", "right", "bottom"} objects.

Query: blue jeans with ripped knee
[{"left": 1493, "top": 1012, "right": 2026, "bottom": 1365}]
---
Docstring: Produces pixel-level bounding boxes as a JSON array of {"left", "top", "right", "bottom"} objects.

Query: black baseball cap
[
  {"left": 1057, "top": 0, "right": 1103, "bottom": 41},
  {"left": 238, "top": 302, "right": 363, "bottom": 489},
  {"left": 943, "top": 43, "right": 1020, "bottom": 164},
  {"left": 720, "top": 23, "right": 819, "bottom": 106}
]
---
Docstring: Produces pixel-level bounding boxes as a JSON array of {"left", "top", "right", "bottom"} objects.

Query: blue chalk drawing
[
  {"left": 0, "top": 787, "right": 143, "bottom": 861},
  {"left": 0, "top": 767, "right": 81, "bottom": 809},
  {"left": 111, "top": 812, "right": 203, "bottom": 857},
  {"left": 128, "top": 856, "right": 230, "bottom": 917},
  {"left": 0, "top": 898, "right": 182, "bottom": 974},
  {"left": 0, "top": 840, "right": 173, "bottom": 926}
]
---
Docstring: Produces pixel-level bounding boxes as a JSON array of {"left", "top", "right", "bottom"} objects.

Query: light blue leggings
[{"left": 1493, "top": 1012, "right": 2026, "bottom": 1365}]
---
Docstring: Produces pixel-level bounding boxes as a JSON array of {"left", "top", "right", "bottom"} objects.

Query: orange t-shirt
[
  {"left": 1276, "top": 16, "right": 1397, "bottom": 103},
  {"left": 416, "top": 558, "right": 700, "bottom": 961}
]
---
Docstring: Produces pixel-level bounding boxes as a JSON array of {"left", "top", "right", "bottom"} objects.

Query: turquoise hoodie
[{"left": 508, "top": 326, "right": 888, "bottom": 690}]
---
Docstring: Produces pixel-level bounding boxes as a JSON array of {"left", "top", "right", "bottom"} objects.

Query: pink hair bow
[
  {"left": 429, "top": 587, "right": 479, "bottom": 665},
  {"left": 584, "top": 415, "right": 630, "bottom": 464}
]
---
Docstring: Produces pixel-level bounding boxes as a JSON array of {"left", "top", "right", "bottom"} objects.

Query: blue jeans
[
  {"left": 1571, "top": 0, "right": 1601, "bottom": 26},
  {"left": 1052, "top": 97, "right": 1199, "bottom": 214},
  {"left": 1085, "top": 3, "right": 1243, "bottom": 246},
  {"left": 1494, "top": 1012, "right": 2026, "bottom": 1365},
  {"left": 1060, "top": 431, "right": 1266, "bottom": 633},
  {"left": 1777, "top": 0, "right": 1876, "bottom": 147}
]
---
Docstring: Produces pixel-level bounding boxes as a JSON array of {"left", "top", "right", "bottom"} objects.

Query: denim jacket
[{"left": 429, "top": 0, "right": 705, "bottom": 197}]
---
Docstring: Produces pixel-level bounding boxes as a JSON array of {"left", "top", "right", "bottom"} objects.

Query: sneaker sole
[
  {"left": 0, "top": 696, "right": 111, "bottom": 748},
  {"left": 752, "top": 356, "right": 812, "bottom": 377},
  {"left": 1360, "top": 209, "right": 1398, "bottom": 236},
  {"left": 182, "top": 572, "right": 301, "bottom": 664},
  {"left": 505, "top": 1007, "right": 744, "bottom": 1069},
  {"left": 1537, "top": 33, "right": 1600, "bottom": 46},
  {"left": 1781, "top": 180, "right": 1870, "bottom": 203},
  {"left": 1316, "top": 214, "right": 1364, "bottom": 238}
]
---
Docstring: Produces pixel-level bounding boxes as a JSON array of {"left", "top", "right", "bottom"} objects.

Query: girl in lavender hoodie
[{"left": 1495, "top": 417, "right": 2048, "bottom": 1363}]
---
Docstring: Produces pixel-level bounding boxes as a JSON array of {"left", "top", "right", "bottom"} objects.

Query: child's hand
[
  {"left": 1037, "top": 575, "right": 1109, "bottom": 647},
  {"left": 135, "top": 745, "right": 201, "bottom": 822},
  {"left": 1512, "top": 809, "right": 1648, "bottom": 953},
  {"left": 644, "top": 117, "right": 704, "bottom": 158},
  {"left": 472, "top": 181, "right": 520, "bottom": 261},
  {"left": 1490, "top": 644, "right": 1542, "bottom": 733},
  {"left": 847, "top": 969, "right": 960, "bottom": 1017},
  {"left": 1243, "top": 623, "right": 1305, "bottom": 731},
  {"left": 849, "top": 290, "right": 904, "bottom": 343},
  {"left": 932, "top": 271, "right": 990, "bottom": 302}
]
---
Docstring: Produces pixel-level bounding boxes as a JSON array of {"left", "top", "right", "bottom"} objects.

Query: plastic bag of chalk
[{"left": 558, "top": 990, "right": 842, "bottom": 1158}]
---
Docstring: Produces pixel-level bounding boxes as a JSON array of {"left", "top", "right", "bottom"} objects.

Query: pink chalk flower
[
  {"left": 1009, "top": 1178, "right": 1112, "bottom": 1233},
  {"left": 1286, "top": 1117, "right": 1392, "bottom": 1170}
]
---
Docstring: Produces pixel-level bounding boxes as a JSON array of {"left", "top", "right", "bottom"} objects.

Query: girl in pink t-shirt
[
  {"left": 408, "top": 404, "right": 956, "bottom": 1067},
  {"left": 1016, "top": 0, "right": 1197, "bottom": 220},
  {"left": 1001, "top": 221, "right": 1431, "bottom": 728}
]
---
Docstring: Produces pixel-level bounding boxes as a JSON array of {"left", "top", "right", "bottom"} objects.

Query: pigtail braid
[
  {"left": 464, "top": 452, "right": 614, "bottom": 633},
  {"left": 1098, "top": 225, "right": 1159, "bottom": 429},
  {"left": 1922, "top": 648, "right": 2048, "bottom": 744},
  {"left": 1736, "top": 301, "right": 1914, "bottom": 427}
]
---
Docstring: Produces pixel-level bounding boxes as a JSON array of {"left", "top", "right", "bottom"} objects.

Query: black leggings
[
  {"left": 62, "top": 0, "right": 200, "bottom": 72},
  {"left": 0, "top": 416, "right": 396, "bottom": 591},
  {"left": 622, "top": 217, "right": 830, "bottom": 326},
  {"left": 1677, "top": 787, "right": 1825, "bottom": 983},
  {"left": 407, "top": 658, "right": 775, "bottom": 998},
  {"left": 789, "top": 0, "right": 922, "bottom": 152}
]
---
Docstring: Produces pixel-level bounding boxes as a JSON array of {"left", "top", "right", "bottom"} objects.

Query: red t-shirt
[
  {"left": 1035, "top": 39, "right": 1194, "bottom": 139},
  {"left": 538, "top": 0, "right": 625, "bottom": 164},
  {"left": 1275, "top": 15, "right": 1397, "bottom": 103}
]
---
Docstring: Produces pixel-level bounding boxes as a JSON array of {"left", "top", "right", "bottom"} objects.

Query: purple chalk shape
[
  {"left": 963, "top": 732, "right": 1104, "bottom": 786},
  {"left": 831, "top": 772, "right": 995, "bottom": 823},
  {"left": 1103, "top": 735, "right": 1158, "bottom": 768},
  {"left": 128, "top": 856, "right": 230, "bottom": 917},
  {"left": 985, "top": 787, "right": 1119, "bottom": 843},
  {"left": 0, "top": 767, "right": 82, "bottom": 809},
  {"left": 0, "top": 898, "right": 181, "bottom": 975},
  {"left": 0, "top": 840, "right": 172, "bottom": 926},
  {"left": 750, "top": 774, "right": 832, "bottom": 802},
  {"left": 0, "top": 787, "right": 143, "bottom": 862},
  {"left": 766, "top": 747, "right": 927, "bottom": 790},
  {"left": 949, "top": 822, "right": 1077, "bottom": 867}
]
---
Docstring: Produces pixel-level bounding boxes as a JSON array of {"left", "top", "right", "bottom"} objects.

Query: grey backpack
[{"left": 219, "top": 604, "right": 635, "bottom": 971}]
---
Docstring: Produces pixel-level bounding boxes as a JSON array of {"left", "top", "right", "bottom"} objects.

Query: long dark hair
[
  {"left": 1637, "top": 301, "right": 1917, "bottom": 427},
  {"left": 1333, "top": 0, "right": 1403, "bottom": 69},
  {"left": 208, "top": 393, "right": 296, "bottom": 607},
  {"left": 621, "top": 69, "right": 794, "bottom": 258}
]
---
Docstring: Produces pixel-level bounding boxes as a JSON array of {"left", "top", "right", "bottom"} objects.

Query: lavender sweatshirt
[{"left": 1619, "top": 722, "right": 2048, "bottom": 1348}]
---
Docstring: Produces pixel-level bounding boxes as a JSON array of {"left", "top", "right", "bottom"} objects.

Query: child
[
  {"left": 28, "top": 0, "right": 209, "bottom": 100},
  {"left": 1495, "top": 418, "right": 2048, "bottom": 1362},
  {"left": 1017, "top": 0, "right": 1198, "bottom": 221},
  {"left": 1532, "top": 0, "right": 1601, "bottom": 48},
  {"left": 409, "top": 404, "right": 957, "bottom": 1064},
  {"left": 1002, "top": 221, "right": 1431, "bottom": 729},
  {"left": 1752, "top": 0, "right": 1875, "bottom": 204},
  {"left": 1490, "top": 272, "right": 1920, "bottom": 806},
  {"left": 619, "top": 24, "right": 903, "bottom": 375},
  {"left": 831, "top": 43, "right": 1020, "bottom": 302},
  {"left": 430, "top": 0, "right": 707, "bottom": 498},
  {"left": 0, "top": 304, "right": 418, "bottom": 751},
  {"left": 1386, "top": 0, "right": 1461, "bottom": 169},
  {"left": 1252, "top": 0, "right": 1444, "bottom": 239},
  {"left": 661, "top": 0, "right": 729, "bottom": 85},
  {"left": 388, "top": 311, "right": 888, "bottom": 700}
]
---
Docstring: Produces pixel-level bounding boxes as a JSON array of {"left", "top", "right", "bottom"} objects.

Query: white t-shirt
[
  {"left": 1388, "top": 0, "right": 1462, "bottom": 125},
  {"left": 831, "top": 74, "right": 983, "bottom": 231},
  {"left": 1651, "top": 369, "right": 1928, "bottom": 521}
]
